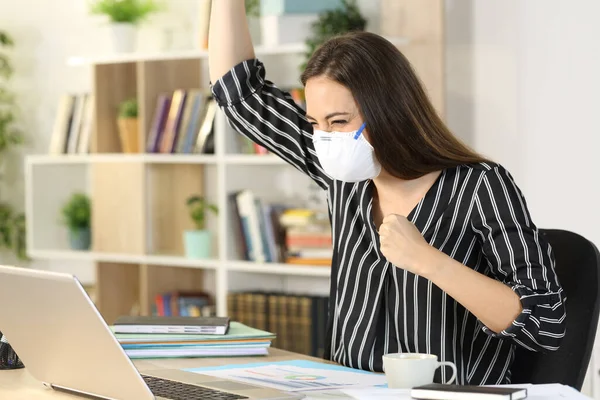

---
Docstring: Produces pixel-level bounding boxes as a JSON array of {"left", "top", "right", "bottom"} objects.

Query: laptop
[{"left": 0, "top": 265, "right": 303, "bottom": 400}]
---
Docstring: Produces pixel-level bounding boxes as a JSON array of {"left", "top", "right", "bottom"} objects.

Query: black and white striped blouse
[{"left": 211, "top": 59, "right": 566, "bottom": 385}]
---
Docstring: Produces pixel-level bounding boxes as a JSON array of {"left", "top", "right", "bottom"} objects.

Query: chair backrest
[{"left": 510, "top": 229, "right": 600, "bottom": 390}]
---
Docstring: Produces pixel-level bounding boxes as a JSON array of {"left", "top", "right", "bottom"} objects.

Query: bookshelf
[
  {"left": 24, "top": 43, "right": 337, "bottom": 325},
  {"left": 24, "top": 1, "right": 443, "bottom": 328}
]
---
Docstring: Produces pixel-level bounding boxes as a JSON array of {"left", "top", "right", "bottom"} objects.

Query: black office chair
[{"left": 510, "top": 229, "right": 600, "bottom": 390}]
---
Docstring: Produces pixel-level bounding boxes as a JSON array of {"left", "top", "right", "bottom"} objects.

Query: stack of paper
[
  {"left": 111, "top": 321, "right": 275, "bottom": 359},
  {"left": 184, "top": 359, "right": 388, "bottom": 392}
]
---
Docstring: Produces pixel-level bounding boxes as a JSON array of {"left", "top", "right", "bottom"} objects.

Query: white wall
[
  {"left": 445, "top": 1, "right": 600, "bottom": 396},
  {"left": 447, "top": 0, "right": 600, "bottom": 245}
]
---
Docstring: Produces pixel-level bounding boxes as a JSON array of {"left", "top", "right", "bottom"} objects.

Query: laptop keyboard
[{"left": 142, "top": 375, "right": 249, "bottom": 400}]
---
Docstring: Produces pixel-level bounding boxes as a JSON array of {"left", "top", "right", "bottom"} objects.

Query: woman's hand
[{"left": 378, "top": 214, "right": 439, "bottom": 277}]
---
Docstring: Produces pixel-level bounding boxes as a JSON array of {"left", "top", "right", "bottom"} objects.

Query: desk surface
[{"left": 0, "top": 348, "right": 317, "bottom": 399}]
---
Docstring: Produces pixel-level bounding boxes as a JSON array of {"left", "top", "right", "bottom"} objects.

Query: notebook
[
  {"left": 112, "top": 321, "right": 274, "bottom": 359},
  {"left": 411, "top": 384, "right": 527, "bottom": 400},
  {"left": 113, "top": 316, "right": 230, "bottom": 335}
]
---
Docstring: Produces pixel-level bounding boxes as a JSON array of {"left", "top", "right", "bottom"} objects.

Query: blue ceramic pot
[
  {"left": 184, "top": 230, "right": 212, "bottom": 259},
  {"left": 69, "top": 227, "right": 91, "bottom": 250}
]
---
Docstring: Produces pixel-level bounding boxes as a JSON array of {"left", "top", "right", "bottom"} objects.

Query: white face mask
[{"left": 312, "top": 123, "right": 382, "bottom": 182}]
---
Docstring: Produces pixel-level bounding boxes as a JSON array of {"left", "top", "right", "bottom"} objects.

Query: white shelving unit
[{"left": 25, "top": 42, "right": 337, "bottom": 324}]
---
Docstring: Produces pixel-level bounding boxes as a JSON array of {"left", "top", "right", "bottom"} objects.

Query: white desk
[{"left": 0, "top": 348, "right": 315, "bottom": 399}]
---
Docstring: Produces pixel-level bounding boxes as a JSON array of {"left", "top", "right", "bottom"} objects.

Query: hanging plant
[{"left": 0, "top": 30, "right": 27, "bottom": 260}]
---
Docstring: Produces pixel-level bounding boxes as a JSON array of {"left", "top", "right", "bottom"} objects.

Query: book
[
  {"left": 411, "top": 384, "right": 527, "bottom": 400},
  {"left": 113, "top": 316, "right": 230, "bottom": 335},
  {"left": 110, "top": 321, "right": 275, "bottom": 359},
  {"left": 112, "top": 321, "right": 275, "bottom": 343}
]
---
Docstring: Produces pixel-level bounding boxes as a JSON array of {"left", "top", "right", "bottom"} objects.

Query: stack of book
[
  {"left": 228, "top": 291, "right": 329, "bottom": 358},
  {"left": 111, "top": 320, "right": 275, "bottom": 359},
  {"left": 151, "top": 290, "right": 214, "bottom": 317},
  {"left": 229, "top": 189, "right": 332, "bottom": 266},
  {"left": 280, "top": 209, "right": 332, "bottom": 265},
  {"left": 48, "top": 92, "right": 94, "bottom": 155},
  {"left": 146, "top": 89, "right": 217, "bottom": 154}
]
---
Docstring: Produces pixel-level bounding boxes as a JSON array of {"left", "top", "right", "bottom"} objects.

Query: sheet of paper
[
  {"left": 337, "top": 384, "right": 592, "bottom": 400},
  {"left": 186, "top": 360, "right": 388, "bottom": 392},
  {"left": 523, "top": 384, "right": 591, "bottom": 399},
  {"left": 299, "top": 389, "right": 356, "bottom": 400},
  {"left": 485, "top": 384, "right": 591, "bottom": 400},
  {"left": 340, "top": 387, "right": 412, "bottom": 399}
]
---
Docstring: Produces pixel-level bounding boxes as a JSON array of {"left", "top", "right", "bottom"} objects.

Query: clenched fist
[{"left": 378, "top": 214, "right": 439, "bottom": 277}]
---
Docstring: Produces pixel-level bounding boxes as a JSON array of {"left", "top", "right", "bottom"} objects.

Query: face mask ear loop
[{"left": 353, "top": 122, "right": 367, "bottom": 140}]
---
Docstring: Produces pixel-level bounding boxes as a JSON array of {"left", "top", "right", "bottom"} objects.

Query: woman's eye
[
  {"left": 332, "top": 120, "right": 347, "bottom": 125},
  {"left": 309, "top": 121, "right": 318, "bottom": 126}
]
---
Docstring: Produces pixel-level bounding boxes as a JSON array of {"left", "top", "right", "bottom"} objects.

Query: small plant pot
[
  {"left": 110, "top": 22, "right": 137, "bottom": 53},
  {"left": 184, "top": 230, "right": 212, "bottom": 259},
  {"left": 69, "top": 227, "right": 91, "bottom": 251},
  {"left": 117, "top": 117, "right": 140, "bottom": 153}
]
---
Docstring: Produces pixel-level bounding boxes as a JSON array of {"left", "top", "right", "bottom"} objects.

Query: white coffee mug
[{"left": 382, "top": 353, "right": 457, "bottom": 389}]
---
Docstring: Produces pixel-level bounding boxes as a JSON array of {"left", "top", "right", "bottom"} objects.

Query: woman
[{"left": 208, "top": 1, "right": 566, "bottom": 385}]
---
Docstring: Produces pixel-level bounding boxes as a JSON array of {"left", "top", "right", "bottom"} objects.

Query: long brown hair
[{"left": 301, "top": 31, "right": 487, "bottom": 180}]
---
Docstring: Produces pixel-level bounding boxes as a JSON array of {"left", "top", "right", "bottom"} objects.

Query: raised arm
[
  {"left": 208, "top": 0, "right": 255, "bottom": 83},
  {"left": 207, "top": 1, "right": 331, "bottom": 190}
]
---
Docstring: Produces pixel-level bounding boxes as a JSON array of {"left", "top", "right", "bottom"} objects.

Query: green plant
[
  {"left": 186, "top": 195, "right": 218, "bottom": 230},
  {"left": 89, "top": 0, "right": 163, "bottom": 24},
  {"left": 302, "top": 0, "right": 367, "bottom": 70},
  {"left": 0, "top": 30, "right": 26, "bottom": 260},
  {"left": 118, "top": 98, "right": 138, "bottom": 118},
  {"left": 246, "top": 0, "right": 260, "bottom": 18},
  {"left": 61, "top": 193, "right": 91, "bottom": 231}
]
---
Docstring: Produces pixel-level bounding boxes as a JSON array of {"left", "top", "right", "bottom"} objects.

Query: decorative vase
[
  {"left": 184, "top": 230, "right": 212, "bottom": 259},
  {"left": 110, "top": 22, "right": 137, "bottom": 53},
  {"left": 117, "top": 117, "right": 140, "bottom": 153},
  {"left": 69, "top": 227, "right": 91, "bottom": 251}
]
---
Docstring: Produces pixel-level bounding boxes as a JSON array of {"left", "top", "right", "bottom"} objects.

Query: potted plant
[
  {"left": 61, "top": 193, "right": 91, "bottom": 251},
  {"left": 117, "top": 98, "right": 140, "bottom": 153},
  {"left": 89, "top": 0, "right": 163, "bottom": 53},
  {"left": 302, "top": 0, "right": 367, "bottom": 70},
  {"left": 184, "top": 195, "right": 218, "bottom": 259}
]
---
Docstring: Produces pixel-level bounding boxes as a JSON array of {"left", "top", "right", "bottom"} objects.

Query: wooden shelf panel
[
  {"left": 146, "top": 163, "right": 208, "bottom": 256},
  {"left": 380, "top": 0, "right": 444, "bottom": 115},
  {"left": 91, "top": 162, "right": 145, "bottom": 254},
  {"left": 93, "top": 62, "right": 137, "bottom": 153},
  {"left": 96, "top": 262, "right": 140, "bottom": 324}
]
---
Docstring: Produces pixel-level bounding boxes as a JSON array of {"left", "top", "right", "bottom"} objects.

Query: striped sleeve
[
  {"left": 470, "top": 165, "right": 566, "bottom": 352},
  {"left": 211, "top": 58, "right": 331, "bottom": 190}
]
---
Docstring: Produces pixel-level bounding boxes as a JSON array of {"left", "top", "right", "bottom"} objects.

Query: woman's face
[{"left": 304, "top": 75, "right": 365, "bottom": 134}]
